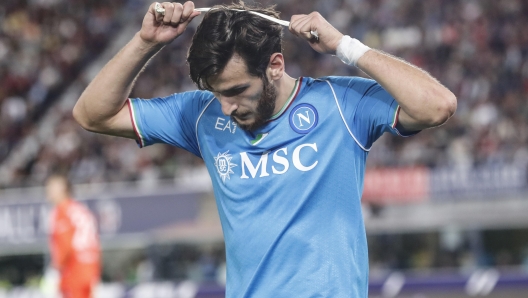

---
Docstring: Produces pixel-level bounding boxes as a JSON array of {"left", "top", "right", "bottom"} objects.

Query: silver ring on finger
[{"left": 155, "top": 3, "right": 166, "bottom": 15}]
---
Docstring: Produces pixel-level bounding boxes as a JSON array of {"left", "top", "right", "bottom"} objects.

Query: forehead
[{"left": 208, "top": 54, "right": 260, "bottom": 90}]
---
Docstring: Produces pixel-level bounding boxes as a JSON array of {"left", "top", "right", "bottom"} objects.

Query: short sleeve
[
  {"left": 327, "top": 76, "right": 418, "bottom": 150},
  {"left": 127, "top": 90, "right": 214, "bottom": 157}
]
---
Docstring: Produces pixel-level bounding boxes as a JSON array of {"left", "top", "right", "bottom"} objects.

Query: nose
[{"left": 218, "top": 97, "right": 238, "bottom": 116}]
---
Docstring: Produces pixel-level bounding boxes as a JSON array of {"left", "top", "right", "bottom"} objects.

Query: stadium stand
[
  {"left": 0, "top": 0, "right": 126, "bottom": 166},
  {"left": 1, "top": 0, "right": 528, "bottom": 297},
  {"left": 1, "top": 0, "right": 527, "bottom": 188}
]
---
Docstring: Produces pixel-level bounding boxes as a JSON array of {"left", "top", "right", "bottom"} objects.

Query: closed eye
[{"left": 218, "top": 85, "right": 250, "bottom": 97}]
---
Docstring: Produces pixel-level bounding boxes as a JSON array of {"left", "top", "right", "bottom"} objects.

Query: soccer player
[
  {"left": 46, "top": 174, "right": 101, "bottom": 298},
  {"left": 73, "top": 1, "right": 456, "bottom": 297}
]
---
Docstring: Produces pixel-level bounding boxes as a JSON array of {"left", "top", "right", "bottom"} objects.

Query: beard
[{"left": 231, "top": 77, "right": 277, "bottom": 131}]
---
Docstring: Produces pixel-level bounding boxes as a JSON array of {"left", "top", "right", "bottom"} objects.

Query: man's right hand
[{"left": 140, "top": 1, "right": 201, "bottom": 47}]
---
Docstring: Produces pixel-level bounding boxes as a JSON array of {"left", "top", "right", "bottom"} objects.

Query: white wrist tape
[{"left": 336, "top": 35, "right": 370, "bottom": 67}]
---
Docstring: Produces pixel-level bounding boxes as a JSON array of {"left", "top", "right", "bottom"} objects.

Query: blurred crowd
[
  {"left": 1, "top": 0, "right": 528, "bottom": 188},
  {"left": 0, "top": 0, "right": 126, "bottom": 185}
]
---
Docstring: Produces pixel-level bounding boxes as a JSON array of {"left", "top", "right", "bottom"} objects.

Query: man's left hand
[{"left": 289, "top": 12, "right": 344, "bottom": 55}]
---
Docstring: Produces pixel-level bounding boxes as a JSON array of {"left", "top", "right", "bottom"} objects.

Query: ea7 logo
[
  {"left": 215, "top": 117, "right": 237, "bottom": 134},
  {"left": 240, "top": 143, "right": 319, "bottom": 179}
]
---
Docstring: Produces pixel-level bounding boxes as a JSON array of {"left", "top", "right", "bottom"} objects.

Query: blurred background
[{"left": 1, "top": 0, "right": 528, "bottom": 297}]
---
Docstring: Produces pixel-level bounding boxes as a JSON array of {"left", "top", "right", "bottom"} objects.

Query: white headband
[{"left": 154, "top": 3, "right": 318, "bottom": 39}]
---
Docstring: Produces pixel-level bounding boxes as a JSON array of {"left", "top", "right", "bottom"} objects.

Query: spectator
[
  {"left": 1, "top": 0, "right": 528, "bottom": 188},
  {"left": 0, "top": 0, "right": 124, "bottom": 170}
]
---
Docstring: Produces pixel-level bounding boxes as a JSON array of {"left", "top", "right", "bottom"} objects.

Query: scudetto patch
[{"left": 289, "top": 103, "right": 318, "bottom": 134}]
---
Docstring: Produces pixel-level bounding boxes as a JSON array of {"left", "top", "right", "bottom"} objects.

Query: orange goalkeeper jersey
[{"left": 50, "top": 199, "right": 101, "bottom": 291}]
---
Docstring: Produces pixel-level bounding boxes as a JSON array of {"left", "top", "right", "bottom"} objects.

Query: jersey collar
[{"left": 268, "top": 77, "right": 303, "bottom": 121}]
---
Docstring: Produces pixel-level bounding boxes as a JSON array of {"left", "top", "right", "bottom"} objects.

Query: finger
[
  {"left": 177, "top": 10, "right": 201, "bottom": 35},
  {"left": 180, "top": 1, "right": 195, "bottom": 23},
  {"left": 294, "top": 14, "right": 320, "bottom": 41},
  {"left": 162, "top": 2, "right": 175, "bottom": 25},
  {"left": 290, "top": 15, "right": 312, "bottom": 39},
  {"left": 152, "top": 2, "right": 164, "bottom": 23},
  {"left": 171, "top": 2, "right": 184, "bottom": 25},
  {"left": 290, "top": 14, "right": 305, "bottom": 23},
  {"left": 288, "top": 15, "right": 304, "bottom": 34},
  {"left": 182, "top": 10, "right": 201, "bottom": 26},
  {"left": 289, "top": 14, "right": 307, "bottom": 33},
  {"left": 297, "top": 17, "right": 317, "bottom": 41}
]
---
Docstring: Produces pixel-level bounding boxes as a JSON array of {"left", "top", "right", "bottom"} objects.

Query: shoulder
[
  {"left": 50, "top": 207, "right": 60, "bottom": 222},
  {"left": 70, "top": 200, "right": 85, "bottom": 211},
  {"left": 130, "top": 90, "right": 216, "bottom": 122},
  {"left": 176, "top": 90, "right": 215, "bottom": 101},
  {"left": 51, "top": 203, "right": 73, "bottom": 229},
  {"left": 314, "top": 76, "right": 383, "bottom": 102},
  {"left": 317, "top": 76, "right": 376, "bottom": 90},
  {"left": 132, "top": 90, "right": 214, "bottom": 106},
  {"left": 291, "top": 76, "right": 372, "bottom": 91},
  {"left": 163, "top": 90, "right": 215, "bottom": 108}
]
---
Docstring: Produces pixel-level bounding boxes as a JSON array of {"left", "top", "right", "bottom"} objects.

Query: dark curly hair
[{"left": 187, "top": 2, "right": 283, "bottom": 90}]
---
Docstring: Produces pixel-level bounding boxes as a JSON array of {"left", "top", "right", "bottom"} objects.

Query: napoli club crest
[{"left": 289, "top": 103, "right": 318, "bottom": 134}]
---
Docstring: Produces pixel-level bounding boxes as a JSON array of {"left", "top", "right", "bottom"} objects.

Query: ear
[{"left": 266, "top": 53, "right": 285, "bottom": 82}]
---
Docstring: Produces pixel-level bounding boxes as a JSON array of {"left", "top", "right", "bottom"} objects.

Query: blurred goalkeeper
[
  {"left": 73, "top": 1, "right": 456, "bottom": 297},
  {"left": 46, "top": 174, "right": 100, "bottom": 298}
]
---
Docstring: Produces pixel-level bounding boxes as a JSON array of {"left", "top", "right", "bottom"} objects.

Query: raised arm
[
  {"left": 289, "top": 12, "right": 457, "bottom": 132},
  {"left": 72, "top": 2, "right": 200, "bottom": 138},
  {"left": 355, "top": 50, "right": 456, "bottom": 131}
]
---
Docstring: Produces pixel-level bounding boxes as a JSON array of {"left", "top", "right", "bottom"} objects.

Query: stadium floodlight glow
[{"left": 154, "top": 3, "right": 319, "bottom": 40}]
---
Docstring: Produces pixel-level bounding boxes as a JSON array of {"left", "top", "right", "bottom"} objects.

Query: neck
[
  {"left": 272, "top": 73, "right": 297, "bottom": 115},
  {"left": 55, "top": 196, "right": 70, "bottom": 205}
]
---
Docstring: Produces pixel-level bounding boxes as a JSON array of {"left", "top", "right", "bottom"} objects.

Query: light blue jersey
[{"left": 128, "top": 76, "right": 412, "bottom": 297}]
